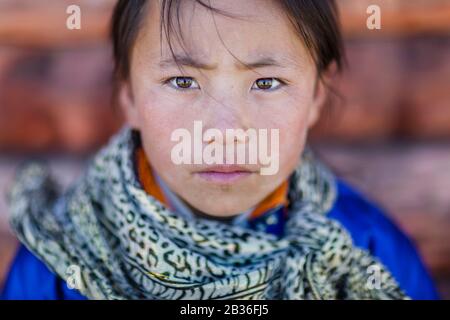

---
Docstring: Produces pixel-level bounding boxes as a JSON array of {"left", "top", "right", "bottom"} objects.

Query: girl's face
[{"left": 120, "top": 0, "right": 328, "bottom": 218}]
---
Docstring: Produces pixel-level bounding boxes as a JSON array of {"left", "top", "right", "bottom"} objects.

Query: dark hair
[{"left": 111, "top": 0, "right": 344, "bottom": 85}]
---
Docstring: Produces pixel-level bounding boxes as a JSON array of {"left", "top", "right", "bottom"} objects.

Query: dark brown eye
[
  {"left": 168, "top": 76, "right": 199, "bottom": 90},
  {"left": 176, "top": 77, "right": 192, "bottom": 88},
  {"left": 252, "top": 78, "right": 282, "bottom": 91}
]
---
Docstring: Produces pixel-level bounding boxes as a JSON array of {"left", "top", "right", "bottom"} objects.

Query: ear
[
  {"left": 306, "top": 80, "right": 325, "bottom": 129},
  {"left": 118, "top": 81, "right": 140, "bottom": 129},
  {"left": 307, "top": 62, "right": 337, "bottom": 129}
]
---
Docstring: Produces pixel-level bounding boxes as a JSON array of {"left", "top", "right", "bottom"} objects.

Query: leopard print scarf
[{"left": 7, "top": 126, "right": 408, "bottom": 299}]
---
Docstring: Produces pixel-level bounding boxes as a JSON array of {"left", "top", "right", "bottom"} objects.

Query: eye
[
  {"left": 167, "top": 76, "right": 200, "bottom": 90},
  {"left": 252, "top": 78, "right": 283, "bottom": 91}
]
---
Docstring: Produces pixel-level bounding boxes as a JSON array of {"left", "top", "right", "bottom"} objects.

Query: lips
[{"left": 193, "top": 165, "right": 256, "bottom": 183}]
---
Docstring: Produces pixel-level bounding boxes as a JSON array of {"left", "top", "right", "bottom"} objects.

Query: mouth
[{"left": 193, "top": 165, "right": 256, "bottom": 184}]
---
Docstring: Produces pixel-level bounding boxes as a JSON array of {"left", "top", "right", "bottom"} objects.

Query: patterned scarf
[{"left": 7, "top": 126, "right": 408, "bottom": 299}]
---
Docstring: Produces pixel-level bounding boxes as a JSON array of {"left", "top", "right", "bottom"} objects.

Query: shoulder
[
  {"left": 1, "top": 244, "right": 86, "bottom": 300},
  {"left": 329, "top": 180, "right": 404, "bottom": 245},
  {"left": 328, "top": 179, "right": 440, "bottom": 300}
]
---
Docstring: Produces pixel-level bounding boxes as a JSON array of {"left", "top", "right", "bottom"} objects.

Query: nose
[{"left": 201, "top": 88, "right": 253, "bottom": 142}]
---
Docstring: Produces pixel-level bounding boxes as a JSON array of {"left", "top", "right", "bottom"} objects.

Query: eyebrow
[{"left": 158, "top": 54, "right": 289, "bottom": 70}]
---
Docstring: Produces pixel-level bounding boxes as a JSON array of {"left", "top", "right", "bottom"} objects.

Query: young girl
[{"left": 1, "top": 0, "right": 438, "bottom": 300}]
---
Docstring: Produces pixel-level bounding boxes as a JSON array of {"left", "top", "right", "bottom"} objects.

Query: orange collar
[{"left": 135, "top": 146, "right": 289, "bottom": 220}]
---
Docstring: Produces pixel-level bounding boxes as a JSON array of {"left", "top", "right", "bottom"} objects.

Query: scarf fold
[{"left": 7, "top": 125, "right": 408, "bottom": 299}]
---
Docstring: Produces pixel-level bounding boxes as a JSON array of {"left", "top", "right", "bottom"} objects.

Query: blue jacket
[{"left": 0, "top": 179, "right": 440, "bottom": 300}]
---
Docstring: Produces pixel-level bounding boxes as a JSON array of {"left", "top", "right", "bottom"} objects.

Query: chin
[{"left": 191, "top": 197, "right": 256, "bottom": 217}]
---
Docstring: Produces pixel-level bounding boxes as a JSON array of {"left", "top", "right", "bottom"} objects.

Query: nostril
[{"left": 203, "top": 127, "right": 250, "bottom": 145}]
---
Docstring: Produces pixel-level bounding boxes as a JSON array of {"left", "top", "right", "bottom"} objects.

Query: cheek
[
  {"left": 278, "top": 115, "right": 309, "bottom": 175},
  {"left": 257, "top": 93, "right": 313, "bottom": 173},
  {"left": 134, "top": 92, "right": 187, "bottom": 168},
  {"left": 136, "top": 86, "right": 200, "bottom": 130}
]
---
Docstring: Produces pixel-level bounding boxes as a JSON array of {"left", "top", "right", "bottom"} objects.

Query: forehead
[{"left": 133, "top": 0, "right": 312, "bottom": 70}]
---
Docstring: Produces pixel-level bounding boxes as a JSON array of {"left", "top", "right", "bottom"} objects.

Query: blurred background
[{"left": 0, "top": 0, "right": 449, "bottom": 298}]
